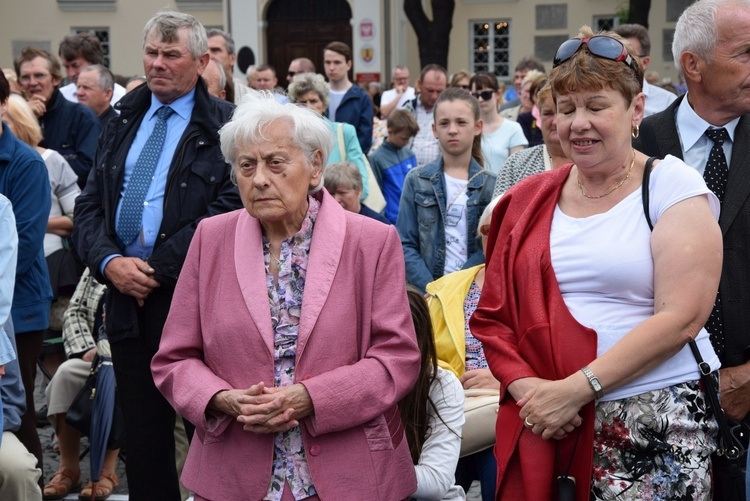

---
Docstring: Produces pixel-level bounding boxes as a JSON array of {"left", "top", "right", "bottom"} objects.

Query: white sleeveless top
[{"left": 550, "top": 155, "right": 721, "bottom": 401}]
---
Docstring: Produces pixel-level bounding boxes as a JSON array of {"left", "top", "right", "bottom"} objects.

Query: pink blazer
[{"left": 152, "top": 190, "right": 420, "bottom": 500}]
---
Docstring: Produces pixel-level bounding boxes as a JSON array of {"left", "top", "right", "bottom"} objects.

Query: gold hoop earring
[{"left": 632, "top": 124, "right": 640, "bottom": 139}]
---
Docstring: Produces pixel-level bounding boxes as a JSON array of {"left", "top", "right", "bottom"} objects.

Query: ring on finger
[{"left": 524, "top": 416, "right": 534, "bottom": 428}]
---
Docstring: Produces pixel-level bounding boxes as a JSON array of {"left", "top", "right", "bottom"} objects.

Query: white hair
[
  {"left": 672, "top": 0, "right": 750, "bottom": 77},
  {"left": 219, "top": 91, "right": 333, "bottom": 191}
]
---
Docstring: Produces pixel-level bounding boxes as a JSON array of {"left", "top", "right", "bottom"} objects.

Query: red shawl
[{"left": 470, "top": 164, "right": 597, "bottom": 501}]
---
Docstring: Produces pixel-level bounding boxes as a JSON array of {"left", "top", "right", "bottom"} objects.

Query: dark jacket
[
  {"left": 98, "top": 106, "right": 118, "bottom": 128},
  {"left": 358, "top": 203, "right": 389, "bottom": 224},
  {"left": 72, "top": 79, "right": 242, "bottom": 349},
  {"left": 40, "top": 88, "right": 101, "bottom": 188},
  {"left": 0, "top": 124, "right": 53, "bottom": 334},
  {"left": 635, "top": 96, "right": 750, "bottom": 370},
  {"left": 329, "top": 83, "right": 373, "bottom": 154},
  {"left": 517, "top": 111, "right": 543, "bottom": 147}
]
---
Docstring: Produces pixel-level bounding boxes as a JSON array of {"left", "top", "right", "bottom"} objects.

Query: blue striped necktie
[{"left": 116, "top": 106, "right": 174, "bottom": 246}]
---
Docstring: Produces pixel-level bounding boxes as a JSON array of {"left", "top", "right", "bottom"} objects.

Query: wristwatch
[{"left": 581, "top": 366, "right": 604, "bottom": 399}]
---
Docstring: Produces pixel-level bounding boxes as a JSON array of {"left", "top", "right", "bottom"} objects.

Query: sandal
[
  {"left": 79, "top": 471, "right": 119, "bottom": 501},
  {"left": 43, "top": 466, "right": 82, "bottom": 500}
]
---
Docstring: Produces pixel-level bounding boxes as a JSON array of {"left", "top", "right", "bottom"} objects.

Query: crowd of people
[{"left": 1, "top": 0, "right": 750, "bottom": 500}]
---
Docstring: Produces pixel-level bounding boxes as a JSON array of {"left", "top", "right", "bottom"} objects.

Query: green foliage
[{"left": 617, "top": 2, "right": 629, "bottom": 24}]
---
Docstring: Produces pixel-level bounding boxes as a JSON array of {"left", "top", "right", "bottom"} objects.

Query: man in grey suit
[{"left": 634, "top": 1, "right": 750, "bottom": 498}]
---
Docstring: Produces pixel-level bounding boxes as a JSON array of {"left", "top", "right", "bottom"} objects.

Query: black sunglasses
[
  {"left": 287, "top": 71, "right": 297, "bottom": 78},
  {"left": 472, "top": 90, "right": 495, "bottom": 101},
  {"left": 553, "top": 36, "right": 639, "bottom": 78}
]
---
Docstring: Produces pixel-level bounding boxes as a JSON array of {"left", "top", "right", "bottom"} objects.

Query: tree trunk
[
  {"left": 404, "top": 0, "right": 455, "bottom": 69},
  {"left": 627, "top": 0, "right": 652, "bottom": 28}
]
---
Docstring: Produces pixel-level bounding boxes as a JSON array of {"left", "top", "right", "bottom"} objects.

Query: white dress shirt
[
  {"left": 381, "top": 86, "right": 416, "bottom": 109},
  {"left": 675, "top": 93, "right": 739, "bottom": 174},
  {"left": 643, "top": 80, "right": 677, "bottom": 118}
]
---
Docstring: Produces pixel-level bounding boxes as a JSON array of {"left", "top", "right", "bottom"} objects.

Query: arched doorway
[{"left": 266, "top": 0, "right": 353, "bottom": 86}]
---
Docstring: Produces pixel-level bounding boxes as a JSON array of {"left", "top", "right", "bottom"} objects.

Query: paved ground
[
  {"left": 36, "top": 370, "right": 482, "bottom": 500},
  {"left": 36, "top": 371, "right": 129, "bottom": 499}
]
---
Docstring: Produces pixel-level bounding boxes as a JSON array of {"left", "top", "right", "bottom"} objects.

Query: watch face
[{"left": 582, "top": 366, "right": 603, "bottom": 397}]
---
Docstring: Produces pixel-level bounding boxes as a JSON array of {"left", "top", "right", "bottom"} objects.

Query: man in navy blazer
[{"left": 634, "top": 1, "right": 750, "bottom": 498}]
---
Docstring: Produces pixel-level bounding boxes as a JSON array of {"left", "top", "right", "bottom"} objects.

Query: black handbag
[
  {"left": 65, "top": 354, "right": 125, "bottom": 449},
  {"left": 640, "top": 157, "right": 746, "bottom": 498}
]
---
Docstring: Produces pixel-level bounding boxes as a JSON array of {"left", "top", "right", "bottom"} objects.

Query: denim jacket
[{"left": 396, "top": 157, "right": 496, "bottom": 292}]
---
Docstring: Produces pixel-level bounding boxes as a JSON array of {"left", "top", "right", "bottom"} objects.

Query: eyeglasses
[
  {"left": 287, "top": 71, "right": 296, "bottom": 78},
  {"left": 472, "top": 90, "right": 495, "bottom": 101},
  {"left": 553, "top": 36, "right": 639, "bottom": 78}
]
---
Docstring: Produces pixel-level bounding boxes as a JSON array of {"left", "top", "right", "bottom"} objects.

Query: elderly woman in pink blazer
[{"left": 151, "top": 92, "right": 420, "bottom": 501}]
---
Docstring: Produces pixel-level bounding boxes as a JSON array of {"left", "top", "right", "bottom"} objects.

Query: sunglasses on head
[
  {"left": 553, "top": 35, "right": 639, "bottom": 78},
  {"left": 472, "top": 90, "right": 495, "bottom": 101}
]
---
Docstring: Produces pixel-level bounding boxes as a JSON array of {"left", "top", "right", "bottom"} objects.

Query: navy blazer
[{"left": 635, "top": 96, "right": 750, "bottom": 370}]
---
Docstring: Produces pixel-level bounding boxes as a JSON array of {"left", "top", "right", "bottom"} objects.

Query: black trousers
[
  {"left": 15, "top": 329, "right": 44, "bottom": 487},
  {"left": 111, "top": 333, "right": 183, "bottom": 501}
]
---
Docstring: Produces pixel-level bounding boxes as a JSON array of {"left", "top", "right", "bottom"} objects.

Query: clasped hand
[
  {"left": 104, "top": 257, "right": 160, "bottom": 306},
  {"left": 214, "top": 382, "right": 313, "bottom": 434},
  {"left": 460, "top": 368, "right": 501, "bottom": 390},
  {"left": 513, "top": 377, "right": 586, "bottom": 440}
]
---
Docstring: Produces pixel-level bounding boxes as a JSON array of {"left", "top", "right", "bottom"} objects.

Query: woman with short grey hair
[
  {"left": 288, "top": 73, "right": 371, "bottom": 201},
  {"left": 152, "top": 92, "right": 420, "bottom": 500},
  {"left": 323, "top": 161, "right": 388, "bottom": 224},
  {"left": 221, "top": 90, "right": 332, "bottom": 185},
  {"left": 287, "top": 73, "right": 329, "bottom": 108}
]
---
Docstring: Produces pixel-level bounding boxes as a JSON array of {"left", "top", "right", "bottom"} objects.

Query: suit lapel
[
  {"left": 657, "top": 97, "right": 685, "bottom": 159},
  {"left": 722, "top": 115, "right": 750, "bottom": 234},
  {"left": 234, "top": 211, "right": 275, "bottom": 356},
  {"left": 296, "top": 191, "right": 345, "bottom": 359}
]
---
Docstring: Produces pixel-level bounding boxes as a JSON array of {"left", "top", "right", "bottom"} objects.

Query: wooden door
[{"left": 266, "top": 0, "right": 353, "bottom": 87}]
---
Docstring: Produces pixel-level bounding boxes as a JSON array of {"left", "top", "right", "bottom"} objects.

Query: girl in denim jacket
[{"left": 396, "top": 88, "right": 496, "bottom": 292}]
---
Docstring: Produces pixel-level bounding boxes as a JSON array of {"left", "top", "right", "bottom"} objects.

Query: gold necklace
[
  {"left": 268, "top": 249, "right": 282, "bottom": 268},
  {"left": 577, "top": 149, "right": 635, "bottom": 199}
]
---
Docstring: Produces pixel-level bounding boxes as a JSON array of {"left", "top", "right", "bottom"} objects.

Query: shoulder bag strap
[
  {"left": 641, "top": 156, "right": 742, "bottom": 459},
  {"left": 336, "top": 123, "right": 347, "bottom": 162}
]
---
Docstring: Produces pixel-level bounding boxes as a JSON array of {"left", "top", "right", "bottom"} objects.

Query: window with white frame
[
  {"left": 470, "top": 20, "right": 511, "bottom": 78},
  {"left": 72, "top": 27, "right": 111, "bottom": 68},
  {"left": 593, "top": 15, "right": 619, "bottom": 32}
]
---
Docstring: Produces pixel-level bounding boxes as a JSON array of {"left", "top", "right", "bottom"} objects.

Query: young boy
[{"left": 369, "top": 109, "right": 419, "bottom": 224}]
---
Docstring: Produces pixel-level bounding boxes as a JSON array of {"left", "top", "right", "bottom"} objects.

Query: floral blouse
[
  {"left": 262, "top": 196, "right": 319, "bottom": 501},
  {"left": 463, "top": 280, "right": 488, "bottom": 371}
]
